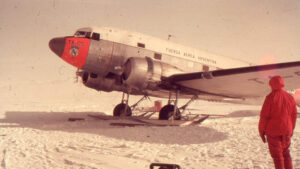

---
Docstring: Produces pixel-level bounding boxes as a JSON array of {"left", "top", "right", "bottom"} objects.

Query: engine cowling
[
  {"left": 82, "top": 72, "right": 122, "bottom": 92},
  {"left": 122, "top": 57, "right": 183, "bottom": 90}
]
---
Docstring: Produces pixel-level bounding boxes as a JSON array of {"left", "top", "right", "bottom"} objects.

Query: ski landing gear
[
  {"left": 113, "top": 91, "right": 198, "bottom": 121},
  {"left": 159, "top": 90, "right": 181, "bottom": 120},
  {"left": 159, "top": 104, "right": 181, "bottom": 120},
  {"left": 159, "top": 91, "right": 198, "bottom": 120},
  {"left": 113, "top": 92, "right": 132, "bottom": 117}
]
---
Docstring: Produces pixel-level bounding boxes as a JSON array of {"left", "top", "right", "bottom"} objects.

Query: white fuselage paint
[{"left": 76, "top": 27, "right": 252, "bottom": 73}]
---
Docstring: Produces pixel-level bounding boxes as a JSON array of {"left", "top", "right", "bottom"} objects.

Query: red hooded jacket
[{"left": 259, "top": 76, "right": 297, "bottom": 136}]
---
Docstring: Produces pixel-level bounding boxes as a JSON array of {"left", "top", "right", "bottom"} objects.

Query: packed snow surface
[{"left": 0, "top": 87, "right": 299, "bottom": 169}]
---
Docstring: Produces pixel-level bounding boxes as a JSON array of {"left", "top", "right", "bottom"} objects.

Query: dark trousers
[{"left": 267, "top": 135, "right": 293, "bottom": 169}]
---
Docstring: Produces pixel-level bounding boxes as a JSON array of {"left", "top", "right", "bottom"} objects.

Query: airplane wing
[{"left": 166, "top": 61, "right": 300, "bottom": 103}]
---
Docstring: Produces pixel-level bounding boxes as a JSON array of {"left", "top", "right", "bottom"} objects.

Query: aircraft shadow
[
  {"left": 226, "top": 110, "right": 260, "bottom": 118},
  {"left": 1, "top": 110, "right": 228, "bottom": 145}
]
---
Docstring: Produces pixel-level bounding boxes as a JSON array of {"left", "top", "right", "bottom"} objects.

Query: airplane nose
[
  {"left": 49, "top": 37, "right": 66, "bottom": 57},
  {"left": 50, "top": 36, "right": 90, "bottom": 69}
]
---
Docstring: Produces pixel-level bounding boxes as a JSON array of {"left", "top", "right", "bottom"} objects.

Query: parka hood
[{"left": 269, "top": 76, "right": 285, "bottom": 90}]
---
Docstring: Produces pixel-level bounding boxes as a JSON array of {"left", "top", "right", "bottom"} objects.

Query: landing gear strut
[
  {"left": 113, "top": 92, "right": 132, "bottom": 117},
  {"left": 159, "top": 90, "right": 181, "bottom": 120}
]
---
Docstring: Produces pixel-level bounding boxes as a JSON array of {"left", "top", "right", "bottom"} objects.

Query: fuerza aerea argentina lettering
[{"left": 166, "top": 48, "right": 181, "bottom": 55}]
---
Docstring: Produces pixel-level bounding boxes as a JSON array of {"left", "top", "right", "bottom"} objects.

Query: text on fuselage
[{"left": 165, "top": 48, "right": 217, "bottom": 64}]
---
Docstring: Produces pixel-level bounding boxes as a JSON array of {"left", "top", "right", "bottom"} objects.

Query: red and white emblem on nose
[{"left": 70, "top": 46, "right": 79, "bottom": 57}]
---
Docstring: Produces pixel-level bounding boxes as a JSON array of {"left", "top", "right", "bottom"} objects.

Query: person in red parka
[{"left": 259, "top": 76, "right": 297, "bottom": 169}]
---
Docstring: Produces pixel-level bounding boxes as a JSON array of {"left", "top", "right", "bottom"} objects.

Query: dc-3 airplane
[{"left": 49, "top": 27, "right": 300, "bottom": 120}]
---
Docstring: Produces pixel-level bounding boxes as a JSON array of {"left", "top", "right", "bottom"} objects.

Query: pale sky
[{"left": 0, "top": 0, "right": 299, "bottom": 103}]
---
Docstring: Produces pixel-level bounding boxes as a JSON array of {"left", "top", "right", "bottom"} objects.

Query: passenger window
[
  {"left": 92, "top": 32, "right": 100, "bottom": 40},
  {"left": 154, "top": 53, "right": 162, "bottom": 60},
  {"left": 137, "top": 43, "right": 145, "bottom": 48}
]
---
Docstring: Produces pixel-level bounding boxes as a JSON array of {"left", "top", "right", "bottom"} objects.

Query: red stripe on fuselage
[{"left": 61, "top": 37, "right": 90, "bottom": 68}]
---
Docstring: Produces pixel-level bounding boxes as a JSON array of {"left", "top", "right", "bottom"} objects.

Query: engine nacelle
[
  {"left": 82, "top": 72, "right": 121, "bottom": 92},
  {"left": 123, "top": 57, "right": 183, "bottom": 90}
]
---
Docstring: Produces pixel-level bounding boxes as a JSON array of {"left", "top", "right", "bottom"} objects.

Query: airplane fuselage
[{"left": 49, "top": 27, "right": 251, "bottom": 98}]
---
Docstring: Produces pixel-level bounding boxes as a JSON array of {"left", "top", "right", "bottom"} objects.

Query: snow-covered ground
[{"left": 0, "top": 82, "right": 299, "bottom": 169}]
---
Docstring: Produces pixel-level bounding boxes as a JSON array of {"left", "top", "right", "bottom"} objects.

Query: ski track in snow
[{"left": 0, "top": 106, "right": 299, "bottom": 169}]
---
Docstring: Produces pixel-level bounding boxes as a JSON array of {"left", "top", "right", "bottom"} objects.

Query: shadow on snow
[{"left": 0, "top": 110, "right": 261, "bottom": 145}]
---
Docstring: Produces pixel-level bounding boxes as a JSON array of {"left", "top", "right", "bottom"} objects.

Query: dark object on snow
[
  {"left": 150, "top": 163, "right": 181, "bottom": 169},
  {"left": 68, "top": 117, "right": 85, "bottom": 122}
]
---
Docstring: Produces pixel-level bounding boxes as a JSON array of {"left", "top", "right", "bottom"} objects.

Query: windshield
[{"left": 74, "top": 31, "right": 91, "bottom": 38}]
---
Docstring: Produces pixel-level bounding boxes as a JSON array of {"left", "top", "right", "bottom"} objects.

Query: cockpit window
[
  {"left": 74, "top": 31, "right": 85, "bottom": 37},
  {"left": 91, "top": 32, "right": 100, "bottom": 40},
  {"left": 85, "top": 32, "right": 91, "bottom": 38},
  {"left": 74, "top": 31, "right": 100, "bottom": 40},
  {"left": 74, "top": 31, "right": 91, "bottom": 38}
]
